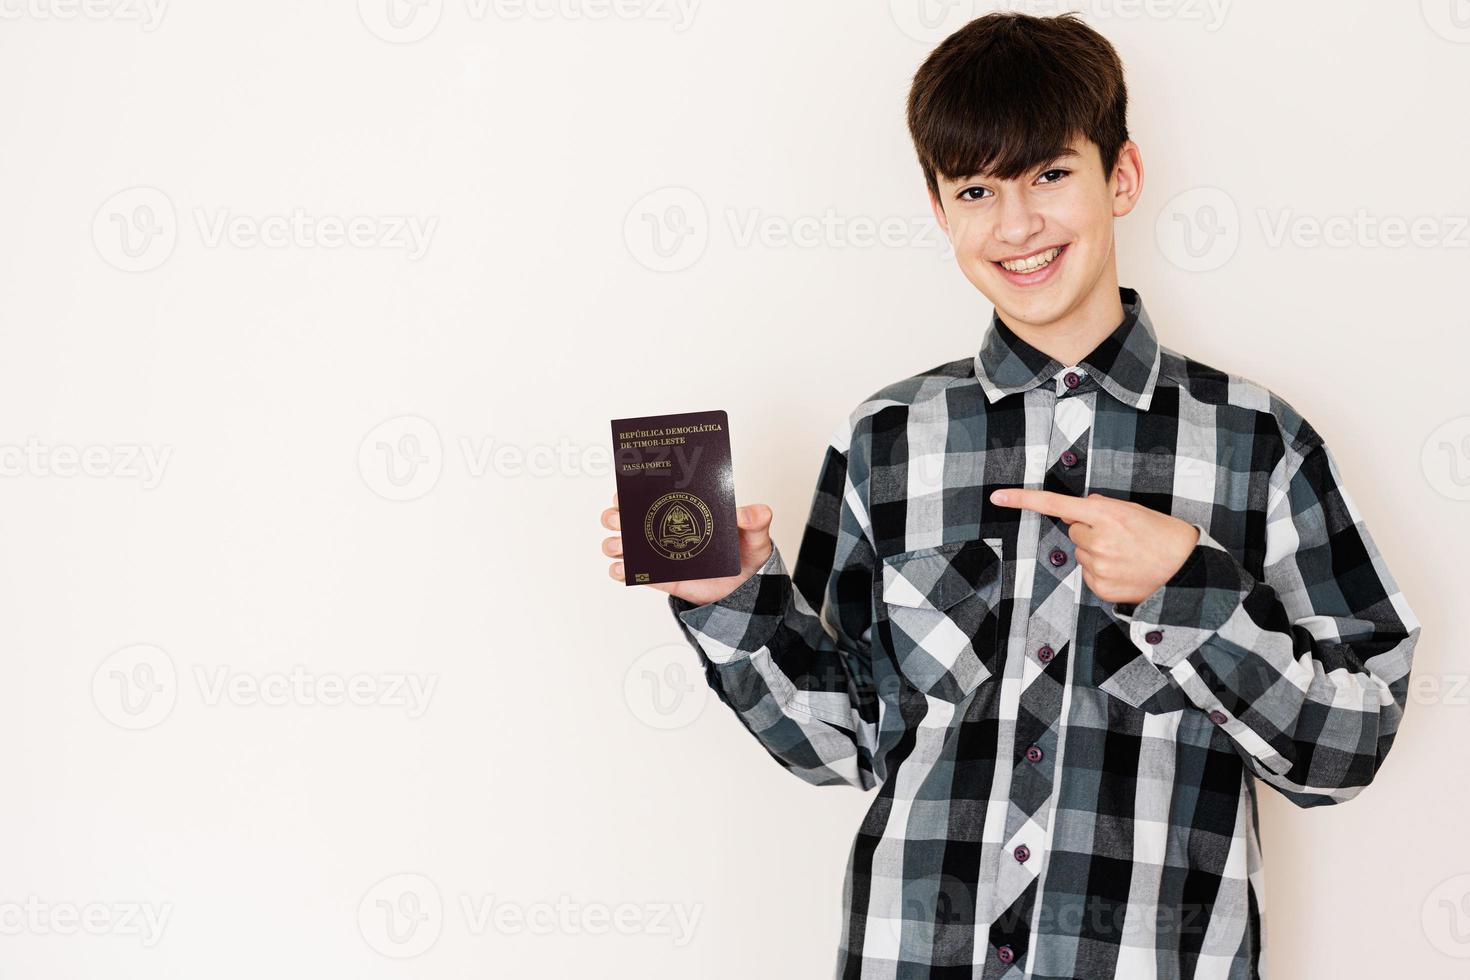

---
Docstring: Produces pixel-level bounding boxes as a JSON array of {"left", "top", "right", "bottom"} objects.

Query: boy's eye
[{"left": 956, "top": 168, "right": 1068, "bottom": 201}]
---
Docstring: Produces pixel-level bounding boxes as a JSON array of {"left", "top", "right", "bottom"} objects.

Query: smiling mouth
[{"left": 995, "top": 244, "right": 1067, "bottom": 273}]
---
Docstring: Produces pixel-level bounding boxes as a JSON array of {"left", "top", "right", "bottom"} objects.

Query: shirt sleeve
[
  {"left": 1109, "top": 433, "right": 1421, "bottom": 807},
  {"left": 667, "top": 424, "right": 880, "bottom": 790}
]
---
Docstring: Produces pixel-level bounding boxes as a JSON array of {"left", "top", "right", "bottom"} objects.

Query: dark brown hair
[{"left": 906, "top": 12, "right": 1129, "bottom": 200}]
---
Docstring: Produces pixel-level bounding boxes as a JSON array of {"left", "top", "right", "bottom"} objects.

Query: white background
[{"left": 1, "top": 1, "right": 1467, "bottom": 977}]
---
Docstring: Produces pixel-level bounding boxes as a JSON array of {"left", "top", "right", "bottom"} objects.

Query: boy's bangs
[{"left": 907, "top": 12, "right": 1128, "bottom": 194}]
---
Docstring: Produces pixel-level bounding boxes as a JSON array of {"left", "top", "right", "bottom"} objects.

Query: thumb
[{"left": 736, "top": 503, "right": 773, "bottom": 536}]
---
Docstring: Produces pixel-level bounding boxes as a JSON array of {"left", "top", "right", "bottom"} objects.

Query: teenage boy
[{"left": 600, "top": 12, "right": 1420, "bottom": 978}]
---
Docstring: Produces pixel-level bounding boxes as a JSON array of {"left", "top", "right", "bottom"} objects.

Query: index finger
[{"left": 989, "top": 488, "right": 1098, "bottom": 525}]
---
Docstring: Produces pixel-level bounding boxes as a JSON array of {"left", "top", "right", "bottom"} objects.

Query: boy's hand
[
  {"left": 989, "top": 488, "right": 1200, "bottom": 605},
  {"left": 601, "top": 493, "right": 775, "bottom": 606}
]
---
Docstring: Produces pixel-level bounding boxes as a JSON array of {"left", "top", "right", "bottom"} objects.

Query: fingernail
[{"left": 990, "top": 490, "right": 1009, "bottom": 505}]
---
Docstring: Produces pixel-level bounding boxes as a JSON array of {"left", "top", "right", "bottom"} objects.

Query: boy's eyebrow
[{"left": 959, "top": 149, "right": 1083, "bottom": 182}]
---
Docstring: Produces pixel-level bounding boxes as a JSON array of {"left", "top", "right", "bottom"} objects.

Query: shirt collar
[{"left": 974, "top": 286, "right": 1162, "bottom": 411}]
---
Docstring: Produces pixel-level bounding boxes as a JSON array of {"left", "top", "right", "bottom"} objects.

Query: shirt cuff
[
  {"left": 668, "top": 545, "right": 787, "bottom": 664},
  {"left": 1107, "top": 522, "right": 1253, "bottom": 669}
]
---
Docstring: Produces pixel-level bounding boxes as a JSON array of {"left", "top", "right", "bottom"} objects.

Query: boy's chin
[{"left": 970, "top": 271, "right": 1073, "bottom": 326}]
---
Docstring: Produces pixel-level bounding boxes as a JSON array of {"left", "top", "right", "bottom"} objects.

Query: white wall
[{"left": 0, "top": 1, "right": 1465, "bottom": 977}]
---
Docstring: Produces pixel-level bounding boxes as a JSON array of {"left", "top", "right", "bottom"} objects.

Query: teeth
[{"left": 1000, "top": 246, "right": 1062, "bottom": 273}]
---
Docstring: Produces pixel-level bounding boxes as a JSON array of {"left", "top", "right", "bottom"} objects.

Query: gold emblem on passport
[{"left": 644, "top": 491, "right": 715, "bottom": 561}]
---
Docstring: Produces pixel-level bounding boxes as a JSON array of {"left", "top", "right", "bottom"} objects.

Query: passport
[{"left": 610, "top": 410, "right": 740, "bottom": 586}]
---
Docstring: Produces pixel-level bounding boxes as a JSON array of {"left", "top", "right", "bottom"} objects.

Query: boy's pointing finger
[{"left": 989, "top": 488, "right": 1096, "bottom": 525}]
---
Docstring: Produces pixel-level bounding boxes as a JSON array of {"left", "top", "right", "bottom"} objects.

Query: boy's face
[{"left": 928, "top": 137, "right": 1142, "bottom": 331}]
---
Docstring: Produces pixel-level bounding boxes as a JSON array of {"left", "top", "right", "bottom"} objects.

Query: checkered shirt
[{"left": 668, "top": 286, "right": 1421, "bottom": 980}]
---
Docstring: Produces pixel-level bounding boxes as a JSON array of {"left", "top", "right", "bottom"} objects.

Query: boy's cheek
[{"left": 944, "top": 222, "right": 986, "bottom": 256}]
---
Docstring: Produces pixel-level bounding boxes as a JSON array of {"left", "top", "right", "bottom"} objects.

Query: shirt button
[
  {"left": 1209, "top": 710, "right": 1229, "bottom": 725},
  {"left": 1049, "top": 548, "right": 1067, "bottom": 567},
  {"left": 1145, "top": 629, "right": 1164, "bottom": 645},
  {"left": 1025, "top": 745, "right": 1043, "bottom": 764},
  {"left": 1013, "top": 844, "right": 1030, "bottom": 863},
  {"left": 1060, "top": 449, "right": 1078, "bottom": 467},
  {"left": 1064, "top": 371, "right": 1081, "bottom": 389},
  {"left": 1037, "top": 645, "right": 1055, "bottom": 664},
  {"left": 997, "top": 945, "right": 1016, "bottom": 964}
]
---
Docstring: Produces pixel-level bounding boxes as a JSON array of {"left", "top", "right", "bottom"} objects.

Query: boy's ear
[{"left": 1111, "top": 140, "right": 1144, "bottom": 218}]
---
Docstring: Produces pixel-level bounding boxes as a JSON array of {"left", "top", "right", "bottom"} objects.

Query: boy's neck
[{"left": 996, "top": 275, "right": 1128, "bottom": 369}]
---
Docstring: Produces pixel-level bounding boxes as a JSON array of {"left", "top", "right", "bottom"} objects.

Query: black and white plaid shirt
[{"left": 669, "top": 286, "right": 1421, "bottom": 979}]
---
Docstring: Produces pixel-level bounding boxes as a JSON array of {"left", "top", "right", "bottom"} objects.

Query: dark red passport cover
[{"left": 611, "top": 410, "right": 740, "bottom": 586}]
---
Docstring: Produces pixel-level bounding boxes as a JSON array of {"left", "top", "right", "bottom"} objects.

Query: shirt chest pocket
[{"left": 877, "top": 537, "right": 1005, "bottom": 703}]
